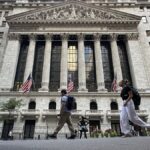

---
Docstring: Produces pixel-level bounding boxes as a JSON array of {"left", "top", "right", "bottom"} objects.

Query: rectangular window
[
  {"left": 2, "top": 21, "right": 6, "bottom": 27},
  {"left": 142, "top": 16, "right": 147, "bottom": 23},
  {"left": 4, "top": 11, "right": 9, "bottom": 17},
  {"left": 0, "top": 12, "right": 2, "bottom": 17},
  {"left": 146, "top": 30, "right": 150, "bottom": 36},
  {"left": 0, "top": 32, "right": 3, "bottom": 38}
]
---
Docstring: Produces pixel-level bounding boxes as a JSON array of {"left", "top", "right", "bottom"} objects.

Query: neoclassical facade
[{"left": 0, "top": 0, "right": 150, "bottom": 139}]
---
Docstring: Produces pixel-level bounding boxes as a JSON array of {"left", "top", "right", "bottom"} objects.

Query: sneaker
[
  {"left": 67, "top": 134, "right": 76, "bottom": 139},
  {"left": 48, "top": 134, "right": 57, "bottom": 139}
]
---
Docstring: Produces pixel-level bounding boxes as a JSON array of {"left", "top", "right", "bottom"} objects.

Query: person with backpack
[
  {"left": 119, "top": 80, "right": 150, "bottom": 137},
  {"left": 49, "top": 89, "right": 76, "bottom": 139}
]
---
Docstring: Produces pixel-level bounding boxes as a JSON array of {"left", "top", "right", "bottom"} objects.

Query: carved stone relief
[{"left": 9, "top": 4, "right": 134, "bottom": 24}]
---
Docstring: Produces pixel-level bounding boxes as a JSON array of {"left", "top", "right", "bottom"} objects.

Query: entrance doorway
[
  {"left": 89, "top": 120, "right": 100, "bottom": 135},
  {"left": 24, "top": 120, "right": 35, "bottom": 139},
  {"left": 111, "top": 120, "right": 121, "bottom": 136},
  {"left": 1, "top": 120, "right": 14, "bottom": 140}
]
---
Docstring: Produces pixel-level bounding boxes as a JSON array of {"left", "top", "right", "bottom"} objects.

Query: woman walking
[{"left": 119, "top": 80, "right": 150, "bottom": 137}]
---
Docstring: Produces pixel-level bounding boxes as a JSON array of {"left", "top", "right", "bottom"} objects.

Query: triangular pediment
[{"left": 6, "top": 1, "right": 141, "bottom": 25}]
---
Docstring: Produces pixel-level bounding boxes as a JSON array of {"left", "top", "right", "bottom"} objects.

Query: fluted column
[
  {"left": 94, "top": 34, "right": 106, "bottom": 92},
  {"left": 78, "top": 33, "right": 88, "bottom": 92},
  {"left": 0, "top": 33, "right": 20, "bottom": 91},
  {"left": 39, "top": 34, "right": 52, "bottom": 92},
  {"left": 126, "top": 33, "right": 148, "bottom": 89},
  {"left": 23, "top": 34, "right": 36, "bottom": 82},
  {"left": 110, "top": 33, "right": 123, "bottom": 83},
  {"left": 59, "top": 33, "right": 68, "bottom": 90}
]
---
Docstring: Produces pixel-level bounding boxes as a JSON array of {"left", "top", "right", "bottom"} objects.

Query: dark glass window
[
  {"left": 49, "top": 36, "right": 61, "bottom": 91},
  {"left": 13, "top": 36, "right": 29, "bottom": 91},
  {"left": 33, "top": 36, "right": 45, "bottom": 91},
  {"left": 90, "top": 101, "right": 97, "bottom": 110},
  {"left": 28, "top": 101, "right": 36, "bottom": 109},
  {"left": 117, "top": 36, "right": 132, "bottom": 84},
  {"left": 85, "top": 36, "right": 97, "bottom": 92},
  {"left": 110, "top": 101, "right": 118, "bottom": 110},
  {"left": 73, "top": 101, "right": 77, "bottom": 110},
  {"left": 68, "top": 35, "right": 78, "bottom": 91},
  {"left": 101, "top": 38, "right": 113, "bottom": 91},
  {"left": 49, "top": 101, "right": 56, "bottom": 109}
]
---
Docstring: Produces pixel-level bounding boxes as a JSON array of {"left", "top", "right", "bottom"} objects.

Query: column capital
[
  {"left": 77, "top": 33, "right": 85, "bottom": 41},
  {"left": 110, "top": 33, "right": 118, "bottom": 41},
  {"left": 8, "top": 33, "right": 20, "bottom": 40},
  {"left": 93, "top": 33, "right": 102, "bottom": 41},
  {"left": 126, "top": 33, "right": 139, "bottom": 40},
  {"left": 61, "top": 33, "right": 69, "bottom": 40},
  {"left": 45, "top": 33, "right": 52, "bottom": 41},
  {"left": 29, "top": 33, "right": 36, "bottom": 41}
]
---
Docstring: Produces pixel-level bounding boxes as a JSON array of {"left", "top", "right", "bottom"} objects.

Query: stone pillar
[
  {"left": 39, "top": 34, "right": 52, "bottom": 92},
  {"left": 0, "top": 33, "right": 20, "bottom": 91},
  {"left": 94, "top": 33, "right": 106, "bottom": 92},
  {"left": 78, "top": 33, "right": 88, "bottom": 92},
  {"left": 110, "top": 33, "right": 123, "bottom": 83},
  {"left": 23, "top": 34, "right": 36, "bottom": 82},
  {"left": 59, "top": 33, "right": 68, "bottom": 90},
  {"left": 126, "top": 33, "right": 148, "bottom": 89}
]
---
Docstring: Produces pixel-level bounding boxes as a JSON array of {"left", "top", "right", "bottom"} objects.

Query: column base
[
  {"left": 78, "top": 88, "right": 88, "bottom": 93},
  {"left": 97, "top": 88, "right": 107, "bottom": 93},
  {"left": 38, "top": 87, "right": 49, "bottom": 92}
]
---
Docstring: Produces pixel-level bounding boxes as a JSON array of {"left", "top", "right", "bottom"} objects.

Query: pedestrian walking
[
  {"left": 49, "top": 89, "right": 76, "bottom": 139},
  {"left": 119, "top": 80, "right": 150, "bottom": 137}
]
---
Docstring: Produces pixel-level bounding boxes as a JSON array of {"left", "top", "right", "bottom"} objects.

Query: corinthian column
[
  {"left": 59, "top": 33, "right": 68, "bottom": 90},
  {"left": 94, "top": 34, "right": 106, "bottom": 92},
  {"left": 126, "top": 33, "right": 148, "bottom": 89},
  {"left": 78, "top": 33, "right": 88, "bottom": 92},
  {"left": 23, "top": 34, "right": 36, "bottom": 82},
  {"left": 39, "top": 34, "right": 52, "bottom": 92},
  {"left": 110, "top": 33, "right": 123, "bottom": 83},
  {"left": 0, "top": 33, "right": 20, "bottom": 91}
]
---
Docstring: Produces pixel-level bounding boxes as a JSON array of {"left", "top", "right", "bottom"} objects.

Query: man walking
[{"left": 49, "top": 89, "right": 76, "bottom": 139}]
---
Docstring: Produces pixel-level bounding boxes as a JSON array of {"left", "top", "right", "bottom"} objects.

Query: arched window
[
  {"left": 49, "top": 101, "right": 56, "bottom": 109},
  {"left": 110, "top": 101, "right": 118, "bottom": 110},
  {"left": 90, "top": 101, "right": 98, "bottom": 110},
  {"left": 28, "top": 101, "right": 36, "bottom": 109}
]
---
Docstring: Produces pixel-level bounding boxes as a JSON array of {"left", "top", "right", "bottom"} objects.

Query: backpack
[
  {"left": 130, "top": 86, "right": 141, "bottom": 106},
  {"left": 66, "top": 96, "right": 75, "bottom": 111}
]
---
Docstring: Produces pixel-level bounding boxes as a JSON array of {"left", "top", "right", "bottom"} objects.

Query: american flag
[
  {"left": 111, "top": 73, "right": 117, "bottom": 92},
  {"left": 20, "top": 74, "right": 32, "bottom": 93},
  {"left": 67, "top": 74, "right": 74, "bottom": 93}
]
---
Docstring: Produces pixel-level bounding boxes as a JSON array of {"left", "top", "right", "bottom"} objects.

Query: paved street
[{"left": 0, "top": 137, "right": 150, "bottom": 150}]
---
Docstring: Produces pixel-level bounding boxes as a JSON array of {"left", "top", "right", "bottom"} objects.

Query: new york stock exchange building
[{"left": 0, "top": 0, "right": 150, "bottom": 139}]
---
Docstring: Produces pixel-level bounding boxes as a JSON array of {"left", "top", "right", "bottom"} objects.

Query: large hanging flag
[
  {"left": 67, "top": 74, "right": 74, "bottom": 93},
  {"left": 111, "top": 73, "right": 117, "bottom": 92},
  {"left": 20, "top": 74, "right": 32, "bottom": 93}
]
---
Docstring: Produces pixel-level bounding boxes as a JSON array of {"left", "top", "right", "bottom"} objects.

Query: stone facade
[{"left": 0, "top": 0, "right": 150, "bottom": 139}]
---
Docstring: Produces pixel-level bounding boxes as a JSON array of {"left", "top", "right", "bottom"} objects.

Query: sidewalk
[{"left": 0, "top": 137, "right": 150, "bottom": 150}]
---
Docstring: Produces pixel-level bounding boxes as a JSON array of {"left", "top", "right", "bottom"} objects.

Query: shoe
[
  {"left": 67, "top": 134, "right": 76, "bottom": 139},
  {"left": 121, "top": 133, "right": 133, "bottom": 138},
  {"left": 48, "top": 134, "right": 57, "bottom": 139}
]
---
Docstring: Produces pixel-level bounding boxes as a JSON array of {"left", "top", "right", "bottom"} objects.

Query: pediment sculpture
[{"left": 6, "top": 2, "right": 141, "bottom": 24}]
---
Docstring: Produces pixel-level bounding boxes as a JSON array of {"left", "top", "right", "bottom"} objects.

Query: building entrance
[
  {"left": 24, "top": 120, "right": 35, "bottom": 139},
  {"left": 1, "top": 120, "right": 14, "bottom": 140}
]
